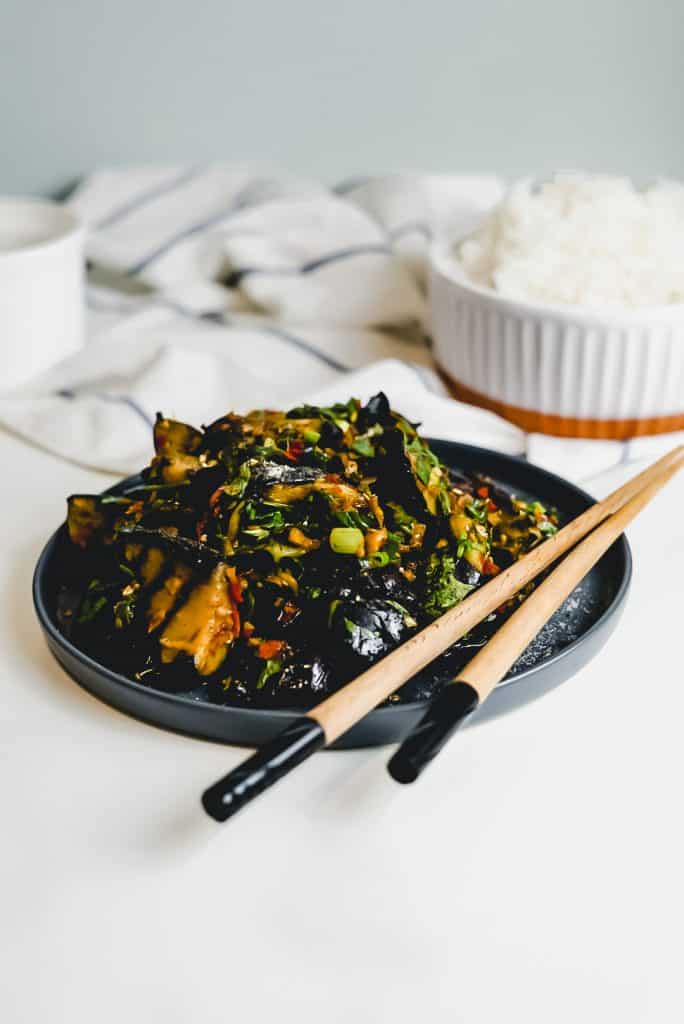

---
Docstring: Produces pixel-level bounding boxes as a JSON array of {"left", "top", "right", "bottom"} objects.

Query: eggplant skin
[
  {"left": 206, "top": 650, "right": 333, "bottom": 708},
  {"left": 261, "top": 655, "right": 333, "bottom": 707},
  {"left": 119, "top": 525, "right": 223, "bottom": 569},
  {"left": 491, "top": 546, "right": 515, "bottom": 570},
  {"left": 357, "top": 391, "right": 392, "bottom": 431},
  {"left": 318, "top": 420, "right": 344, "bottom": 449},
  {"left": 151, "top": 416, "right": 204, "bottom": 483},
  {"left": 186, "top": 465, "right": 229, "bottom": 507},
  {"left": 331, "top": 598, "right": 412, "bottom": 665},
  {"left": 371, "top": 428, "right": 426, "bottom": 520},
  {"left": 356, "top": 566, "right": 418, "bottom": 611},
  {"left": 153, "top": 416, "right": 202, "bottom": 456},
  {"left": 249, "top": 461, "right": 323, "bottom": 491},
  {"left": 455, "top": 558, "right": 482, "bottom": 587}
]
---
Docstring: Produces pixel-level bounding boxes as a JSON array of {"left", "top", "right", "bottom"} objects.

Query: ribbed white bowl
[{"left": 430, "top": 244, "right": 684, "bottom": 438}]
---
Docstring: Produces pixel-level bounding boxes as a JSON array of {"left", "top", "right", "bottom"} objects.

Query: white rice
[{"left": 456, "top": 174, "right": 684, "bottom": 308}]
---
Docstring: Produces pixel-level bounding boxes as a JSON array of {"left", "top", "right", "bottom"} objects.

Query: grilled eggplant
[{"left": 63, "top": 394, "right": 558, "bottom": 704}]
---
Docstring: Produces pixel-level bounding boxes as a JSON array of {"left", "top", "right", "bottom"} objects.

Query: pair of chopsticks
[{"left": 202, "top": 446, "right": 684, "bottom": 822}]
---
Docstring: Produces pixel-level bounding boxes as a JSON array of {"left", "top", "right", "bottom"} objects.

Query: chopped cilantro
[
  {"left": 256, "top": 658, "right": 283, "bottom": 689},
  {"left": 424, "top": 553, "right": 475, "bottom": 618}
]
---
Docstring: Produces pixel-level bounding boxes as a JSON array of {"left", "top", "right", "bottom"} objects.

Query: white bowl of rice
[{"left": 430, "top": 174, "right": 684, "bottom": 438}]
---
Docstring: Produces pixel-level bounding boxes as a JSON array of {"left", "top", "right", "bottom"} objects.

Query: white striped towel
[{"left": 0, "top": 163, "right": 681, "bottom": 493}]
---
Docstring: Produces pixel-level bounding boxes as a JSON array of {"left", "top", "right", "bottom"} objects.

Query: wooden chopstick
[
  {"left": 387, "top": 455, "right": 683, "bottom": 783},
  {"left": 201, "top": 447, "right": 684, "bottom": 822},
  {"left": 307, "top": 446, "right": 684, "bottom": 744}
]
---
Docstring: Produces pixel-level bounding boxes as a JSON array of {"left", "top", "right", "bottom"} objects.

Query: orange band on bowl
[{"left": 438, "top": 366, "right": 684, "bottom": 440}]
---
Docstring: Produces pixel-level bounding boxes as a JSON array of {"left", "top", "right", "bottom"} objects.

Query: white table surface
[{"left": 2, "top": 427, "right": 683, "bottom": 1024}]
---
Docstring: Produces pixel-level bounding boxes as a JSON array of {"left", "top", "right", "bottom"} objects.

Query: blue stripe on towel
[
  {"left": 264, "top": 326, "right": 349, "bottom": 371},
  {"left": 223, "top": 244, "right": 390, "bottom": 288},
  {"left": 127, "top": 206, "right": 239, "bottom": 275},
  {"left": 409, "top": 363, "right": 440, "bottom": 394},
  {"left": 389, "top": 221, "right": 432, "bottom": 242},
  {"left": 57, "top": 388, "right": 153, "bottom": 428},
  {"left": 304, "top": 244, "right": 390, "bottom": 273},
  {"left": 94, "top": 167, "right": 203, "bottom": 231},
  {"left": 86, "top": 290, "right": 208, "bottom": 323},
  {"left": 126, "top": 178, "right": 275, "bottom": 276},
  {"left": 115, "top": 395, "right": 155, "bottom": 428}
]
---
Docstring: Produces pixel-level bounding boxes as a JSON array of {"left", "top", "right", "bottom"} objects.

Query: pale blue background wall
[{"left": 2, "top": 0, "right": 682, "bottom": 195}]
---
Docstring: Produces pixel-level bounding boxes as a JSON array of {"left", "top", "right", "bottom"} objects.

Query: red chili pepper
[
  {"left": 227, "top": 571, "right": 243, "bottom": 605},
  {"left": 283, "top": 440, "right": 304, "bottom": 462},
  {"left": 477, "top": 486, "right": 489, "bottom": 499},
  {"left": 487, "top": 499, "right": 498, "bottom": 512},
  {"left": 232, "top": 607, "right": 241, "bottom": 636},
  {"left": 482, "top": 557, "right": 501, "bottom": 576},
  {"left": 257, "top": 640, "right": 284, "bottom": 660},
  {"left": 208, "top": 486, "right": 224, "bottom": 511}
]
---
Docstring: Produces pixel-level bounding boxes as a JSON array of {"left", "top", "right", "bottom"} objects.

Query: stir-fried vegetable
[{"left": 61, "top": 394, "right": 558, "bottom": 706}]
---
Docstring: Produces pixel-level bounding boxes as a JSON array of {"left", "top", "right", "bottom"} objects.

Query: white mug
[{"left": 0, "top": 197, "right": 85, "bottom": 391}]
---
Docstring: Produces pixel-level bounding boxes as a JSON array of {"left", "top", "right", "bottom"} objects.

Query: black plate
[{"left": 33, "top": 441, "right": 631, "bottom": 749}]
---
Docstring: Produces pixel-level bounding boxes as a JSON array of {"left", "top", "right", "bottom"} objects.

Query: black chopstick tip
[
  {"left": 201, "top": 784, "right": 235, "bottom": 822},
  {"left": 386, "top": 753, "right": 420, "bottom": 785},
  {"left": 386, "top": 681, "right": 480, "bottom": 785},
  {"left": 200, "top": 717, "right": 326, "bottom": 823}
]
